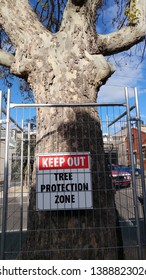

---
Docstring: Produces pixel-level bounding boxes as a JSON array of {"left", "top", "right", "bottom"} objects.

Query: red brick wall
[{"left": 125, "top": 127, "right": 146, "bottom": 170}]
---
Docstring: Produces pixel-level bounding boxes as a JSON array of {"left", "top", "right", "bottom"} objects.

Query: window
[{"left": 142, "top": 146, "right": 146, "bottom": 159}]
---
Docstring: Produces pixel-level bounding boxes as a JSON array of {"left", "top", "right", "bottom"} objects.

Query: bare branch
[{"left": 89, "top": 0, "right": 146, "bottom": 55}]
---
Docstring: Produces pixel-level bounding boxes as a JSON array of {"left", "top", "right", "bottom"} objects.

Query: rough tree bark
[{"left": 0, "top": 0, "right": 146, "bottom": 259}]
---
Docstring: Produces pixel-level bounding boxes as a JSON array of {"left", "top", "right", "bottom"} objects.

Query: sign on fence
[{"left": 36, "top": 152, "right": 93, "bottom": 210}]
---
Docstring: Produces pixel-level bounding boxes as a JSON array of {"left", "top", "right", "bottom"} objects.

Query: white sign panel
[{"left": 36, "top": 152, "right": 93, "bottom": 210}]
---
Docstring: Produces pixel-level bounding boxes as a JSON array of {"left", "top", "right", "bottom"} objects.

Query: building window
[{"left": 142, "top": 146, "right": 146, "bottom": 159}]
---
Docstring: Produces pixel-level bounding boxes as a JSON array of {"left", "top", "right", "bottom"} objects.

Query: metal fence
[{"left": 0, "top": 88, "right": 146, "bottom": 260}]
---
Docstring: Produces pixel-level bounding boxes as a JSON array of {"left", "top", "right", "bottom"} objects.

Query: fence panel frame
[{"left": 0, "top": 87, "right": 145, "bottom": 259}]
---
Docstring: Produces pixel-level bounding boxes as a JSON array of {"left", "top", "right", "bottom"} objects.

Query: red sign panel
[{"left": 38, "top": 154, "right": 89, "bottom": 170}]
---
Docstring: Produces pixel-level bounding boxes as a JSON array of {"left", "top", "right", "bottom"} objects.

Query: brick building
[{"left": 125, "top": 126, "right": 146, "bottom": 170}]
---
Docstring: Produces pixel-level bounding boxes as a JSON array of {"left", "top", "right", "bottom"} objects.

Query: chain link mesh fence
[{"left": 0, "top": 90, "right": 146, "bottom": 260}]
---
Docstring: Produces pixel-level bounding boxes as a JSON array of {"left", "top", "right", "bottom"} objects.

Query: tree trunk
[
  {"left": 21, "top": 81, "right": 119, "bottom": 259},
  {"left": 0, "top": 0, "right": 127, "bottom": 260}
]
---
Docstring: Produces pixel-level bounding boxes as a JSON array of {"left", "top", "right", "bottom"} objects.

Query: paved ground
[
  {"left": 115, "top": 181, "right": 146, "bottom": 260},
  {"left": 0, "top": 182, "right": 146, "bottom": 259},
  {"left": 0, "top": 185, "right": 28, "bottom": 231}
]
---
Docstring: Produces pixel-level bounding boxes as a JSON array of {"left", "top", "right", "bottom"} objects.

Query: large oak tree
[{"left": 0, "top": 0, "right": 145, "bottom": 259}]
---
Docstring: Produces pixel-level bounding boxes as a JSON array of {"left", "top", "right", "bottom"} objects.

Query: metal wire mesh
[{"left": 0, "top": 94, "right": 146, "bottom": 260}]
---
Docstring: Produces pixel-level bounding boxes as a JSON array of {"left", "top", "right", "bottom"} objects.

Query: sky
[
  {"left": 96, "top": 0, "right": 146, "bottom": 125},
  {"left": 98, "top": 46, "right": 146, "bottom": 124},
  {"left": 0, "top": 0, "right": 146, "bottom": 128}
]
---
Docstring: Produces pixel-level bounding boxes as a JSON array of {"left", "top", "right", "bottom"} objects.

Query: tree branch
[
  {"left": 60, "top": 0, "right": 102, "bottom": 38},
  {"left": 0, "top": 49, "right": 14, "bottom": 67},
  {"left": 89, "top": 0, "right": 146, "bottom": 55},
  {"left": 0, "top": 0, "right": 52, "bottom": 49},
  {"left": 0, "top": 0, "right": 53, "bottom": 78},
  {"left": 96, "top": 24, "right": 146, "bottom": 55}
]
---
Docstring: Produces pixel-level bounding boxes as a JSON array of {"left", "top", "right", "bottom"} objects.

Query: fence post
[
  {"left": 0, "top": 90, "right": 2, "bottom": 171},
  {"left": 0, "top": 90, "right": 2, "bottom": 133},
  {"left": 1, "top": 89, "right": 11, "bottom": 259},
  {"left": 27, "top": 122, "right": 30, "bottom": 196},
  {"left": 125, "top": 87, "right": 142, "bottom": 260},
  {"left": 134, "top": 88, "right": 146, "bottom": 229},
  {"left": 20, "top": 120, "right": 24, "bottom": 251}
]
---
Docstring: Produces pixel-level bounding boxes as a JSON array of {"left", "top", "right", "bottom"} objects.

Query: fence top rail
[{"left": 10, "top": 102, "right": 126, "bottom": 109}]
